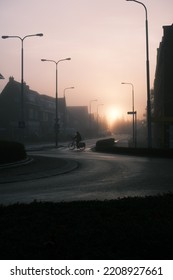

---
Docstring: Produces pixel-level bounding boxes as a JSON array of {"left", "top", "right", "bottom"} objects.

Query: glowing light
[{"left": 106, "top": 106, "right": 122, "bottom": 126}]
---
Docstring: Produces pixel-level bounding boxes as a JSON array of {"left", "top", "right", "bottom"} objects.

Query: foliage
[
  {"left": 0, "top": 141, "right": 27, "bottom": 164},
  {"left": 95, "top": 138, "right": 173, "bottom": 157},
  {"left": 0, "top": 194, "right": 173, "bottom": 259},
  {"left": 111, "top": 118, "right": 132, "bottom": 134},
  {"left": 96, "top": 138, "right": 115, "bottom": 148}
]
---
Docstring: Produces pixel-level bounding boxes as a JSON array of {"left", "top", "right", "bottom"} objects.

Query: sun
[{"left": 106, "top": 106, "right": 122, "bottom": 126}]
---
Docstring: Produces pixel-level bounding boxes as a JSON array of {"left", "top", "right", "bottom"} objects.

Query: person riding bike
[{"left": 74, "top": 131, "right": 82, "bottom": 148}]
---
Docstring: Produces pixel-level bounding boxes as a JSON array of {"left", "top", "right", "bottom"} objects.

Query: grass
[{"left": 0, "top": 193, "right": 173, "bottom": 260}]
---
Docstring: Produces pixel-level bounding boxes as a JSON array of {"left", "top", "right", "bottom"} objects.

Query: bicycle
[{"left": 68, "top": 140, "right": 86, "bottom": 151}]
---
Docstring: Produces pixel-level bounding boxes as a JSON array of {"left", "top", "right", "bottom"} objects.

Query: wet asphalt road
[{"left": 0, "top": 145, "right": 173, "bottom": 205}]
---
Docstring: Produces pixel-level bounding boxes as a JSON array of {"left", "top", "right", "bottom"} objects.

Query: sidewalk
[{"left": 0, "top": 155, "right": 78, "bottom": 184}]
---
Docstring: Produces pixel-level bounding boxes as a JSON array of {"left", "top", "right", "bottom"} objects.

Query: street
[{"left": 0, "top": 139, "right": 173, "bottom": 205}]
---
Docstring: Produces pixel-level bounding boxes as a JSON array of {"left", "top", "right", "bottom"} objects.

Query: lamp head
[
  {"left": 41, "top": 59, "right": 47, "bottom": 62},
  {"left": 66, "top": 57, "right": 71, "bottom": 61},
  {"left": 2, "top": 36, "right": 9, "bottom": 39},
  {"left": 36, "top": 33, "right": 43, "bottom": 37}
]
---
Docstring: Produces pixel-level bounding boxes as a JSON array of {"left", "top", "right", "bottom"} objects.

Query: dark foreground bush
[
  {"left": 96, "top": 138, "right": 115, "bottom": 148},
  {"left": 0, "top": 141, "right": 27, "bottom": 164},
  {"left": 0, "top": 193, "right": 173, "bottom": 259},
  {"left": 96, "top": 139, "right": 173, "bottom": 158}
]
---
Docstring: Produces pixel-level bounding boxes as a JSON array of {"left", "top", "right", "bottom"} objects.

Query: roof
[{"left": 0, "top": 73, "right": 4, "bottom": 79}]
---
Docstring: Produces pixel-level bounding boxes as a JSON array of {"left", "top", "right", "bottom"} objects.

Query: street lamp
[
  {"left": 89, "top": 99, "right": 97, "bottom": 134},
  {"left": 63, "top": 87, "right": 75, "bottom": 132},
  {"left": 89, "top": 99, "right": 98, "bottom": 115},
  {"left": 89, "top": 99, "right": 97, "bottom": 121},
  {"left": 63, "top": 87, "right": 75, "bottom": 98},
  {"left": 97, "top": 104, "right": 104, "bottom": 136},
  {"left": 2, "top": 33, "right": 43, "bottom": 135},
  {"left": 41, "top": 57, "right": 71, "bottom": 147},
  {"left": 126, "top": 0, "right": 152, "bottom": 148},
  {"left": 121, "top": 82, "right": 135, "bottom": 146}
]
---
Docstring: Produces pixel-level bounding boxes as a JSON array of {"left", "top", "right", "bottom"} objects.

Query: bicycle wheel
[
  {"left": 78, "top": 142, "right": 86, "bottom": 151},
  {"left": 68, "top": 142, "right": 75, "bottom": 150}
]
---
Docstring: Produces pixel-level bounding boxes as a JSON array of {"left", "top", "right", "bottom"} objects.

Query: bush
[
  {"left": 0, "top": 194, "right": 173, "bottom": 259},
  {"left": 96, "top": 138, "right": 115, "bottom": 148},
  {"left": 0, "top": 141, "right": 27, "bottom": 164},
  {"left": 95, "top": 143, "right": 173, "bottom": 158}
]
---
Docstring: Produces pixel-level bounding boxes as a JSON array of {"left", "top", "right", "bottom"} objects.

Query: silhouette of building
[
  {"left": 153, "top": 24, "right": 173, "bottom": 148},
  {"left": 0, "top": 77, "right": 66, "bottom": 142},
  {"left": 0, "top": 73, "right": 4, "bottom": 79},
  {"left": 0, "top": 77, "right": 91, "bottom": 142}
]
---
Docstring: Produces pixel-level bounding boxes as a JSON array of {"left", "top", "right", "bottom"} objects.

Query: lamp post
[
  {"left": 63, "top": 87, "right": 75, "bottom": 132},
  {"left": 126, "top": 0, "right": 152, "bottom": 148},
  {"left": 121, "top": 82, "right": 135, "bottom": 146},
  {"left": 97, "top": 104, "right": 104, "bottom": 136},
  {"left": 63, "top": 87, "right": 75, "bottom": 98},
  {"left": 89, "top": 99, "right": 97, "bottom": 122},
  {"left": 2, "top": 33, "right": 43, "bottom": 134},
  {"left": 89, "top": 99, "right": 97, "bottom": 134},
  {"left": 89, "top": 99, "right": 98, "bottom": 115},
  {"left": 41, "top": 57, "right": 71, "bottom": 147}
]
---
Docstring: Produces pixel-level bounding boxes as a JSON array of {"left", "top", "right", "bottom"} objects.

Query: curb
[
  {"left": 0, "top": 157, "right": 33, "bottom": 170},
  {"left": 0, "top": 156, "right": 79, "bottom": 184}
]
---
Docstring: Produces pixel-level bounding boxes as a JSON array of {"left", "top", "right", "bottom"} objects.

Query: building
[
  {"left": 0, "top": 77, "right": 66, "bottom": 142},
  {"left": 153, "top": 24, "right": 173, "bottom": 148},
  {"left": 0, "top": 77, "right": 91, "bottom": 142},
  {"left": 0, "top": 73, "right": 4, "bottom": 79}
]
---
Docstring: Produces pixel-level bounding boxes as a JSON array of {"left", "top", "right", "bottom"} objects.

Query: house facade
[
  {"left": 153, "top": 24, "right": 173, "bottom": 148},
  {"left": 0, "top": 77, "right": 66, "bottom": 142},
  {"left": 0, "top": 77, "right": 91, "bottom": 142}
]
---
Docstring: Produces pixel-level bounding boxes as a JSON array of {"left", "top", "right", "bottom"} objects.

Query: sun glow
[{"left": 106, "top": 106, "right": 122, "bottom": 126}]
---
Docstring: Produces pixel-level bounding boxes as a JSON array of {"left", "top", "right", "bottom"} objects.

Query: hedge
[
  {"left": 95, "top": 138, "right": 173, "bottom": 158},
  {"left": 0, "top": 141, "right": 27, "bottom": 164},
  {"left": 96, "top": 138, "right": 115, "bottom": 148}
]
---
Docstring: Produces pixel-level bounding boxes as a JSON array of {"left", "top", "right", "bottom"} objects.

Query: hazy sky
[{"left": 1, "top": 0, "right": 173, "bottom": 123}]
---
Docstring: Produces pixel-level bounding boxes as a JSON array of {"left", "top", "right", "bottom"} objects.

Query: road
[{"left": 0, "top": 140, "right": 173, "bottom": 205}]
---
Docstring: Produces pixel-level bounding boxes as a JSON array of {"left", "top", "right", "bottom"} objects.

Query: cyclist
[{"left": 74, "top": 131, "right": 82, "bottom": 148}]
